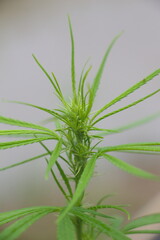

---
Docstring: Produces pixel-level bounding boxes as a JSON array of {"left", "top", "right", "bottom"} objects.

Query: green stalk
[
  {"left": 73, "top": 133, "right": 88, "bottom": 240},
  {"left": 76, "top": 216, "right": 83, "bottom": 240},
  {"left": 74, "top": 187, "right": 84, "bottom": 240}
]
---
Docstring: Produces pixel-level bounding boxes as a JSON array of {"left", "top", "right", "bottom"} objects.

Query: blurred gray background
[{"left": 0, "top": 0, "right": 160, "bottom": 239}]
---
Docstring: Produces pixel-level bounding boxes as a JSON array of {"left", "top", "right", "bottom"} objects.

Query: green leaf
[
  {"left": 73, "top": 207, "right": 115, "bottom": 220},
  {"left": 0, "top": 115, "right": 56, "bottom": 135},
  {"left": 87, "top": 32, "right": 122, "bottom": 113},
  {"left": 51, "top": 72, "right": 63, "bottom": 95},
  {"left": 0, "top": 206, "right": 60, "bottom": 226},
  {"left": 88, "top": 204, "right": 130, "bottom": 219},
  {"left": 38, "top": 142, "right": 70, "bottom": 201},
  {"left": 0, "top": 137, "right": 53, "bottom": 150},
  {"left": 72, "top": 208, "right": 131, "bottom": 240},
  {"left": 78, "top": 65, "right": 92, "bottom": 104},
  {"left": 0, "top": 129, "right": 56, "bottom": 138},
  {"left": 68, "top": 16, "right": 77, "bottom": 102},
  {"left": 123, "top": 213, "right": 160, "bottom": 232},
  {"left": 0, "top": 213, "right": 45, "bottom": 240},
  {"left": 96, "top": 194, "right": 116, "bottom": 205},
  {"left": 109, "top": 216, "right": 124, "bottom": 230},
  {"left": 5, "top": 100, "right": 67, "bottom": 124},
  {"left": 103, "top": 153, "right": 159, "bottom": 180},
  {"left": 92, "top": 88, "right": 160, "bottom": 125},
  {"left": 0, "top": 153, "right": 49, "bottom": 171},
  {"left": 32, "top": 54, "right": 67, "bottom": 106},
  {"left": 0, "top": 210, "right": 53, "bottom": 240},
  {"left": 98, "top": 112, "right": 160, "bottom": 136},
  {"left": 78, "top": 60, "right": 91, "bottom": 97},
  {"left": 56, "top": 161, "right": 73, "bottom": 197},
  {"left": 32, "top": 55, "right": 60, "bottom": 94},
  {"left": 51, "top": 72, "right": 69, "bottom": 108},
  {"left": 45, "top": 139, "right": 62, "bottom": 179},
  {"left": 45, "top": 158, "right": 70, "bottom": 201},
  {"left": 99, "top": 143, "right": 160, "bottom": 154},
  {"left": 57, "top": 214, "right": 76, "bottom": 240},
  {"left": 91, "top": 68, "right": 160, "bottom": 122},
  {"left": 58, "top": 153, "right": 99, "bottom": 222},
  {"left": 0, "top": 206, "right": 60, "bottom": 239},
  {"left": 127, "top": 229, "right": 160, "bottom": 234}
]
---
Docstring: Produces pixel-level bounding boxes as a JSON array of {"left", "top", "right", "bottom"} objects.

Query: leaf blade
[
  {"left": 57, "top": 215, "right": 76, "bottom": 240},
  {"left": 68, "top": 16, "right": 77, "bottom": 101},
  {"left": 103, "top": 153, "right": 159, "bottom": 180},
  {"left": 0, "top": 115, "right": 56, "bottom": 135},
  {"left": 45, "top": 139, "right": 62, "bottom": 179},
  {"left": 72, "top": 208, "right": 131, "bottom": 240},
  {"left": 87, "top": 32, "right": 123, "bottom": 113},
  {"left": 92, "top": 88, "right": 160, "bottom": 125},
  {"left": 0, "top": 211, "right": 51, "bottom": 240},
  {"left": 32, "top": 54, "right": 60, "bottom": 94},
  {"left": 58, "top": 153, "right": 99, "bottom": 222},
  {"left": 0, "top": 206, "right": 60, "bottom": 226},
  {"left": 5, "top": 100, "right": 67, "bottom": 124},
  {"left": 91, "top": 68, "right": 160, "bottom": 121},
  {"left": 73, "top": 207, "right": 115, "bottom": 220},
  {"left": 88, "top": 204, "right": 130, "bottom": 219},
  {"left": 99, "top": 112, "right": 160, "bottom": 136},
  {"left": 0, "top": 137, "right": 53, "bottom": 150},
  {"left": 123, "top": 213, "right": 160, "bottom": 232},
  {"left": 127, "top": 229, "right": 160, "bottom": 234},
  {"left": 0, "top": 129, "right": 56, "bottom": 138},
  {"left": 99, "top": 143, "right": 160, "bottom": 154},
  {"left": 0, "top": 153, "right": 49, "bottom": 171},
  {"left": 56, "top": 161, "right": 73, "bottom": 198}
]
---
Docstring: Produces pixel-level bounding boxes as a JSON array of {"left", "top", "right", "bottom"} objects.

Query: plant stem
[
  {"left": 76, "top": 216, "right": 83, "bottom": 240},
  {"left": 74, "top": 166, "right": 84, "bottom": 240}
]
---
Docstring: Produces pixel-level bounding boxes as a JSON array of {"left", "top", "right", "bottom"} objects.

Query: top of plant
[{"left": 0, "top": 17, "right": 160, "bottom": 239}]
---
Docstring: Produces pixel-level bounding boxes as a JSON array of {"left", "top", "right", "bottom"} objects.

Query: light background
[{"left": 0, "top": 0, "right": 160, "bottom": 239}]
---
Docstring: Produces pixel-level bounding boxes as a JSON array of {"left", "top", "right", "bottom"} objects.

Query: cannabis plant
[{"left": 0, "top": 18, "right": 160, "bottom": 240}]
